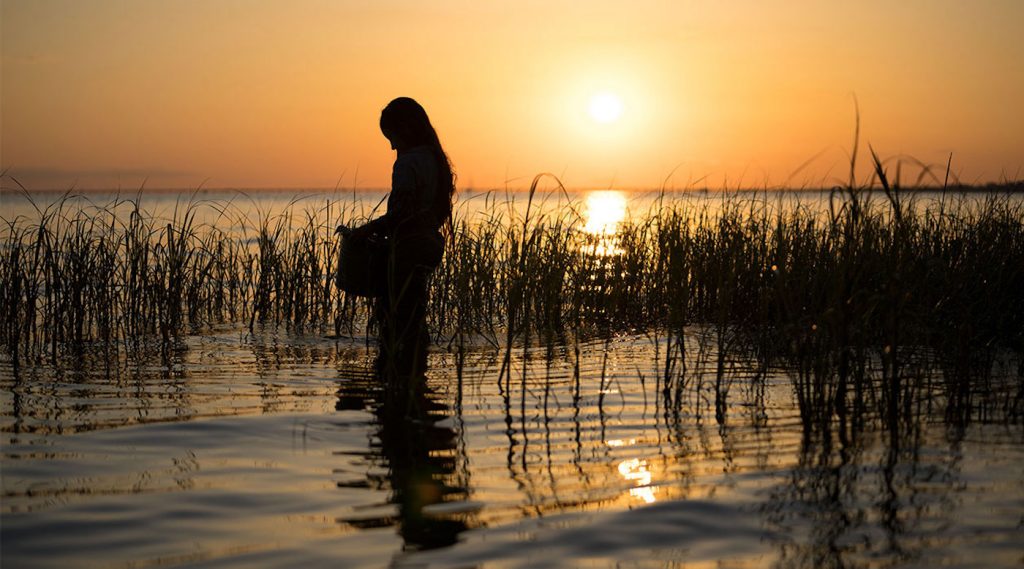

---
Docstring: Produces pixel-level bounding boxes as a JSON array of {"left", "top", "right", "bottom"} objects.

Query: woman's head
[
  {"left": 380, "top": 97, "right": 456, "bottom": 228},
  {"left": 380, "top": 97, "right": 432, "bottom": 150}
]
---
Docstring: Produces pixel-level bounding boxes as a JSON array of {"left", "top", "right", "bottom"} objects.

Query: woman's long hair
[{"left": 379, "top": 97, "right": 456, "bottom": 232}]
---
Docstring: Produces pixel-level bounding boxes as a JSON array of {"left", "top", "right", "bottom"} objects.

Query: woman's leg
[
  {"left": 379, "top": 266, "right": 430, "bottom": 413},
  {"left": 391, "top": 267, "right": 429, "bottom": 374}
]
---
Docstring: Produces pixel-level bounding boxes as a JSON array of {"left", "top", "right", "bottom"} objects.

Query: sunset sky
[{"left": 3, "top": 0, "right": 1022, "bottom": 191}]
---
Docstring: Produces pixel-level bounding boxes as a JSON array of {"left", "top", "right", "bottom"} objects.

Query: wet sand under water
[{"left": 2, "top": 329, "right": 1022, "bottom": 568}]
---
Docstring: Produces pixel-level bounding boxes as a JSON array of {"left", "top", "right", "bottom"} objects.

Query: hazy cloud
[
  {"left": 1, "top": 53, "right": 62, "bottom": 66},
  {"left": 3, "top": 166, "right": 199, "bottom": 191}
]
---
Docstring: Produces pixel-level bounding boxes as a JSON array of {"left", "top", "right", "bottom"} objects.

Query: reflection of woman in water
[
  {"left": 345, "top": 97, "right": 455, "bottom": 397},
  {"left": 335, "top": 369, "right": 470, "bottom": 550}
]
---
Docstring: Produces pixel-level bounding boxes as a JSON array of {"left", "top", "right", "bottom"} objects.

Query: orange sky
[{"left": 2, "top": 0, "right": 1022, "bottom": 191}]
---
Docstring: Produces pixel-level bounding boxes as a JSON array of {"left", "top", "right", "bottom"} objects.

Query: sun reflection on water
[
  {"left": 583, "top": 190, "right": 627, "bottom": 256},
  {"left": 618, "top": 458, "right": 658, "bottom": 504},
  {"left": 607, "top": 438, "right": 658, "bottom": 504},
  {"left": 583, "top": 190, "right": 627, "bottom": 235}
]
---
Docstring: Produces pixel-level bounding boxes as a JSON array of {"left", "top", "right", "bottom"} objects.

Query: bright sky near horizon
[{"left": 2, "top": 0, "right": 1022, "bottom": 191}]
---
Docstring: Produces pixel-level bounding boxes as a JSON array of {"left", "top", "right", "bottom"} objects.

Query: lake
[{"left": 2, "top": 188, "right": 1022, "bottom": 568}]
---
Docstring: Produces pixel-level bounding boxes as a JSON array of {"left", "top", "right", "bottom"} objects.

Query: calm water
[
  {"left": 3, "top": 329, "right": 1022, "bottom": 568},
  {"left": 2, "top": 189, "right": 1023, "bottom": 568},
  {"left": 3, "top": 186, "right": 1009, "bottom": 231}
]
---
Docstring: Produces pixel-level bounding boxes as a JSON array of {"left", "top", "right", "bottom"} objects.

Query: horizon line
[{"left": 3, "top": 182, "right": 1023, "bottom": 195}]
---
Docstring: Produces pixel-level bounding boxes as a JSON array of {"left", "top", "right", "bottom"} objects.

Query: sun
[{"left": 588, "top": 92, "right": 623, "bottom": 124}]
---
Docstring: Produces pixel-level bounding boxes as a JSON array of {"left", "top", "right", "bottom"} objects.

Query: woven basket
[{"left": 337, "top": 236, "right": 386, "bottom": 297}]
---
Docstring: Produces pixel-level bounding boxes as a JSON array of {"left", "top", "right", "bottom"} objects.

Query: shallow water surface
[{"left": 2, "top": 329, "right": 1022, "bottom": 568}]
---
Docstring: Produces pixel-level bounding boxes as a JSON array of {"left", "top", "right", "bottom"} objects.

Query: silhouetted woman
[{"left": 346, "top": 97, "right": 455, "bottom": 405}]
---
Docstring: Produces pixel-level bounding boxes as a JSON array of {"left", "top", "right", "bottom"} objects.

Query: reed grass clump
[
  {"left": 2, "top": 176, "right": 1022, "bottom": 427},
  {"left": 0, "top": 190, "right": 374, "bottom": 366}
]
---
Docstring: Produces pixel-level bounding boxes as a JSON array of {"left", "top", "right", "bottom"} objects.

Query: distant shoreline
[{"left": 2, "top": 182, "right": 1022, "bottom": 195}]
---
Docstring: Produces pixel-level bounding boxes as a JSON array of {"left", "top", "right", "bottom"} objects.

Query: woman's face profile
[
  {"left": 382, "top": 127, "right": 406, "bottom": 151},
  {"left": 382, "top": 128, "right": 397, "bottom": 151}
]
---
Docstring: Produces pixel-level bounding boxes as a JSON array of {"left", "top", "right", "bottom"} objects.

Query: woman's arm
[
  {"left": 342, "top": 147, "right": 439, "bottom": 239},
  {"left": 350, "top": 157, "right": 420, "bottom": 238}
]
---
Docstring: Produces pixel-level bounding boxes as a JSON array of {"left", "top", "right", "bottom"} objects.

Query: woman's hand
[
  {"left": 347, "top": 224, "right": 378, "bottom": 243},
  {"left": 340, "top": 218, "right": 385, "bottom": 243},
  {"left": 336, "top": 225, "right": 370, "bottom": 240}
]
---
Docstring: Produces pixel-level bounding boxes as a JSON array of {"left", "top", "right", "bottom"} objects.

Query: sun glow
[{"left": 588, "top": 92, "right": 623, "bottom": 124}]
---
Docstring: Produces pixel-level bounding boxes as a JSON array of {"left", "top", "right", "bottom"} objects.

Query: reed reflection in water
[{"left": 1, "top": 326, "right": 1021, "bottom": 568}]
